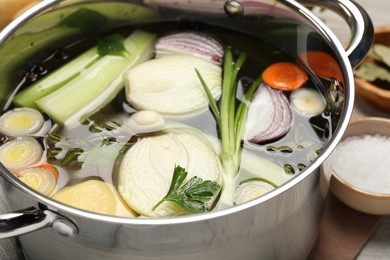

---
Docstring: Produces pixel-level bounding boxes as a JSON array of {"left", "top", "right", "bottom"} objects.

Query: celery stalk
[
  {"left": 36, "top": 30, "right": 156, "bottom": 126},
  {"left": 13, "top": 47, "right": 100, "bottom": 109}
]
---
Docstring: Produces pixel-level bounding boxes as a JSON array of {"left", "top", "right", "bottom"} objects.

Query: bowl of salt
[{"left": 329, "top": 117, "right": 390, "bottom": 215}]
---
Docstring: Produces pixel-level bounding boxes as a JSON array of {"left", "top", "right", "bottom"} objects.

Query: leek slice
[
  {"left": 0, "top": 137, "right": 43, "bottom": 173},
  {"left": 36, "top": 30, "right": 156, "bottom": 126},
  {"left": 0, "top": 107, "right": 44, "bottom": 136}
]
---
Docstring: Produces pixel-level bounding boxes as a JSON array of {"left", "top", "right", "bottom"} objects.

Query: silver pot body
[{"left": 0, "top": 0, "right": 373, "bottom": 259}]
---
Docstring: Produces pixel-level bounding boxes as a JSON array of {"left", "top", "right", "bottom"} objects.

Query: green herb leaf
[
  {"left": 372, "top": 44, "right": 390, "bottom": 68},
  {"left": 152, "top": 165, "right": 221, "bottom": 213},
  {"left": 97, "top": 34, "right": 128, "bottom": 57},
  {"left": 354, "top": 62, "right": 390, "bottom": 82}
]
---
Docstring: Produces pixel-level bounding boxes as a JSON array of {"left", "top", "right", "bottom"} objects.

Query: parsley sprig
[{"left": 152, "top": 165, "right": 221, "bottom": 213}]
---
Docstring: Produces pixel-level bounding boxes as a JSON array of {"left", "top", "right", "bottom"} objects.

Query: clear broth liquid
[{"left": 7, "top": 21, "right": 339, "bottom": 213}]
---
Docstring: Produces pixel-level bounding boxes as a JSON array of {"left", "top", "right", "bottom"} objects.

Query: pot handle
[
  {"left": 0, "top": 207, "right": 78, "bottom": 239},
  {"left": 299, "top": 0, "right": 374, "bottom": 68}
]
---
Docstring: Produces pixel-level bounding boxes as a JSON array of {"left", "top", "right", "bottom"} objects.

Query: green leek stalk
[
  {"left": 13, "top": 47, "right": 100, "bottom": 109},
  {"left": 197, "top": 48, "right": 262, "bottom": 207},
  {"left": 35, "top": 30, "right": 156, "bottom": 126}
]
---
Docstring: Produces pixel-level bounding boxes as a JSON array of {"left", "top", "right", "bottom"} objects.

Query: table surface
[
  {"left": 314, "top": 0, "right": 390, "bottom": 259},
  {"left": 0, "top": 0, "right": 389, "bottom": 259}
]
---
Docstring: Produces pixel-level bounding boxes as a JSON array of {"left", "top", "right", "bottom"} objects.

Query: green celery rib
[
  {"left": 13, "top": 47, "right": 100, "bottom": 109},
  {"left": 36, "top": 30, "right": 156, "bottom": 126}
]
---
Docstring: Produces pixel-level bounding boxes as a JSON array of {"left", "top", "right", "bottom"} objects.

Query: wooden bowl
[
  {"left": 355, "top": 26, "right": 390, "bottom": 112},
  {"left": 329, "top": 117, "right": 390, "bottom": 215}
]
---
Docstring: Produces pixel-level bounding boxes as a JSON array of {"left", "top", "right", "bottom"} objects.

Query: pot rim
[{"left": 0, "top": 0, "right": 354, "bottom": 225}]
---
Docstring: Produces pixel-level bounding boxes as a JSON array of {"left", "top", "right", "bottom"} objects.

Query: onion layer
[
  {"left": 125, "top": 55, "right": 222, "bottom": 116},
  {"left": 117, "top": 130, "right": 223, "bottom": 217},
  {"left": 243, "top": 83, "right": 293, "bottom": 144},
  {"left": 155, "top": 32, "right": 224, "bottom": 64}
]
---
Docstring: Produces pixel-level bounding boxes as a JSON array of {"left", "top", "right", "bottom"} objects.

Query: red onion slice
[
  {"left": 244, "top": 83, "right": 293, "bottom": 144},
  {"left": 155, "top": 32, "right": 224, "bottom": 64}
]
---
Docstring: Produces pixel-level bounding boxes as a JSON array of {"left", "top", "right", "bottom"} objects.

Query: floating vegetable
[
  {"left": 35, "top": 163, "right": 59, "bottom": 179},
  {"left": 0, "top": 107, "right": 44, "bottom": 136},
  {"left": 125, "top": 55, "right": 222, "bottom": 116},
  {"left": 0, "top": 137, "right": 42, "bottom": 173},
  {"left": 125, "top": 110, "right": 165, "bottom": 133},
  {"left": 299, "top": 51, "right": 343, "bottom": 84},
  {"left": 155, "top": 32, "right": 224, "bottom": 64},
  {"left": 36, "top": 30, "right": 156, "bottom": 126},
  {"left": 52, "top": 180, "right": 136, "bottom": 217},
  {"left": 117, "top": 130, "right": 223, "bottom": 217},
  {"left": 18, "top": 167, "right": 57, "bottom": 196},
  {"left": 13, "top": 47, "right": 100, "bottom": 109},
  {"left": 233, "top": 178, "right": 276, "bottom": 205},
  {"left": 290, "top": 88, "right": 326, "bottom": 117},
  {"left": 243, "top": 83, "right": 293, "bottom": 144},
  {"left": 262, "top": 62, "right": 308, "bottom": 91},
  {"left": 196, "top": 49, "right": 263, "bottom": 207}
]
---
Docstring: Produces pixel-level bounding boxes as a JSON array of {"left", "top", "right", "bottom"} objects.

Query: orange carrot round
[
  {"left": 262, "top": 62, "right": 308, "bottom": 91},
  {"left": 299, "top": 51, "right": 343, "bottom": 84},
  {"left": 35, "top": 163, "right": 59, "bottom": 179}
]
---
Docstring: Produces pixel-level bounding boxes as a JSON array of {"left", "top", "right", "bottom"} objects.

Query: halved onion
[
  {"left": 233, "top": 179, "right": 276, "bottom": 205},
  {"left": 18, "top": 167, "right": 57, "bottom": 196},
  {"left": 155, "top": 32, "right": 224, "bottom": 64},
  {"left": 0, "top": 107, "right": 44, "bottom": 136},
  {"left": 125, "top": 55, "right": 222, "bottom": 116},
  {"left": 243, "top": 83, "right": 293, "bottom": 144},
  {"left": 290, "top": 88, "right": 326, "bottom": 117},
  {"left": 0, "top": 137, "right": 43, "bottom": 173},
  {"left": 117, "top": 130, "right": 223, "bottom": 217}
]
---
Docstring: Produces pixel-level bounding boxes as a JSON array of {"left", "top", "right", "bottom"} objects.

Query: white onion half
[
  {"left": 124, "top": 55, "right": 222, "bottom": 116},
  {"left": 117, "top": 130, "right": 223, "bottom": 217}
]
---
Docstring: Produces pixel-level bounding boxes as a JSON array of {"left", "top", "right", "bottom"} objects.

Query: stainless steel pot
[{"left": 0, "top": 0, "right": 373, "bottom": 259}]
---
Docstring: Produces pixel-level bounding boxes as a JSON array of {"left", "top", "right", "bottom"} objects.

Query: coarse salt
[{"left": 333, "top": 134, "right": 390, "bottom": 194}]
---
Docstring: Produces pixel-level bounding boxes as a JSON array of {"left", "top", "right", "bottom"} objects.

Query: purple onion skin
[
  {"left": 155, "top": 32, "right": 224, "bottom": 65},
  {"left": 247, "top": 83, "right": 293, "bottom": 144}
]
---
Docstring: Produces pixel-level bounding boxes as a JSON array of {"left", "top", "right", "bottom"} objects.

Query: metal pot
[{"left": 0, "top": 0, "right": 373, "bottom": 259}]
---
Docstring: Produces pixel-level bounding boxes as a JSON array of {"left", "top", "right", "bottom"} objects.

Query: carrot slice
[
  {"left": 35, "top": 163, "right": 59, "bottom": 179},
  {"left": 299, "top": 51, "right": 343, "bottom": 84},
  {"left": 262, "top": 62, "right": 308, "bottom": 91}
]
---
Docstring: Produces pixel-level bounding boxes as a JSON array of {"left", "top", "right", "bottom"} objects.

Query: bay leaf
[
  {"left": 372, "top": 44, "right": 390, "bottom": 68},
  {"left": 354, "top": 62, "right": 390, "bottom": 82}
]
